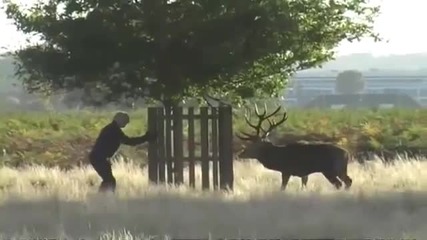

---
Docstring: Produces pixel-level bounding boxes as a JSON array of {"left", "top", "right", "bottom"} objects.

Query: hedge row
[{"left": 0, "top": 109, "right": 425, "bottom": 168}]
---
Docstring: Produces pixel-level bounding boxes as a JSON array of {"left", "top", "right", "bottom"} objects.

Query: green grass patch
[{"left": 0, "top": 108, "right": 425, "bottom": 168}]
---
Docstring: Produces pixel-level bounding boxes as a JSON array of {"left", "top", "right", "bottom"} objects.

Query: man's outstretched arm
[{"left": 119, "top": 130, "right": 156, "bottom": 146}]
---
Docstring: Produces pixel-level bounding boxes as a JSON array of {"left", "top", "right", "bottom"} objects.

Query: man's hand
[{"left": 144, "top": 130, "right": 157, "bottom": 141}]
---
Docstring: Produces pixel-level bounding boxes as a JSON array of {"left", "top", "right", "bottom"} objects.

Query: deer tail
[
  {"left": 341, "top": 149, "right": 352, "bottom": 174},
  {"left": 346, "top": 150, "right": 353, "bottom": 163}
]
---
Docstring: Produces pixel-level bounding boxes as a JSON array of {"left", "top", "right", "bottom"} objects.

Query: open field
[
  {"left": 0, "top": 108, "right": 426, "bottom": 168},
  {"left": 0, "top": 157, "right": 427, "bottom": 239}
]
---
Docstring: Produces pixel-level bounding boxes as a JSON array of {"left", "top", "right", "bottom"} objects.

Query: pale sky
[{"left": 0, "top": 0, "right": 425, "bottom": 56}]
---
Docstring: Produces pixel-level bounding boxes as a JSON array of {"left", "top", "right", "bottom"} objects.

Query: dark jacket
[{"left": 89, "top": 121, "right": 150, "bottom": 161}]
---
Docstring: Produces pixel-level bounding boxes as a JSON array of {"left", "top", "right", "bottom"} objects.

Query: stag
[{"left": 237, "top": 104, "right": 353, "bottom": 191}]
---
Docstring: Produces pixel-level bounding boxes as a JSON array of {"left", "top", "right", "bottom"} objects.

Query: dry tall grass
[{"left": 0, "top": 157, "right": 427, "bottom": 239}]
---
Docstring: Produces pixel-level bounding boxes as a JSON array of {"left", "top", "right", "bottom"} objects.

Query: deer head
[{"left": 236, "top": 104, "right": 288, "bottom": 159}]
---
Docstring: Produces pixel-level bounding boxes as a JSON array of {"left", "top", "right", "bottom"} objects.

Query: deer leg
[
  {"left": 322, "top": 173, "right": 343, "bottom": 190},
  {"left": 338, "top": 175, "right": 353, "bottom": 190},
  {"left": 301, "top": 175, "right": 308, "bottom": 189},
  {"left": 281, "top": 173, "right": 290, "bottom": 191}
]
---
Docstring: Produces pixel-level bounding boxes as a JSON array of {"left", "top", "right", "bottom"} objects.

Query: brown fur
[
  {"left": 239, "top": 140, "right": 353, "bottom": 190},
  {"left": 237, "top": 105, "right": 353, "bottom": 191}
]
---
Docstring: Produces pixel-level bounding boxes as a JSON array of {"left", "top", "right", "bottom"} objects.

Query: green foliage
[
  {"left": 0, "top": 110, "right": 149, "bottom": 168},
  {"left": 335, "top": 70, "right": 365, "bottom": 94},
  {"left": 3, "top": 0, "right": 380, "bottom": 104},
  {"left": 0, "top": 109, "right": 425, "bottom": 168}
]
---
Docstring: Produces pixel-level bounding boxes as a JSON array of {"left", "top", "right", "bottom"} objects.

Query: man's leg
[{"left": 91, "top": 159, "right": 116, "bottom": 193}]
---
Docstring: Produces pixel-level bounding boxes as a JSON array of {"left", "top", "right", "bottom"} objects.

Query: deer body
[
  {"left": 237, "top": 104, "right": 353, "bottom": 191},
  {"left": 257, "top": 143, "right": 349, "bottom": 175},
  {"left": 240, "top": 141, "right": 352, "bottom": 190}
]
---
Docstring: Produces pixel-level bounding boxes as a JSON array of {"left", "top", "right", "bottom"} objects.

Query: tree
[
  {"left": 335, "top": 70, "right": 365, "bottom": 94},
  {"left": 3, "top": 0, "right": 381, "bottom": 106}
]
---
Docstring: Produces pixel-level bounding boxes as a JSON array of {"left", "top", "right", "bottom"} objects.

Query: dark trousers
[{"left": 90, "top": 156, "right": 116, "bottom": 193}]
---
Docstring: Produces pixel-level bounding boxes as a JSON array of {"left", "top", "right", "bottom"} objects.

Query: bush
[{"left": 0, "top": 108, "right": 425, "bottom": 168}]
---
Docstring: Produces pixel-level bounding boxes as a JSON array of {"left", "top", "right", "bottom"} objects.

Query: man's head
[{"left": 113, "top": 111, "right": 130, "bottom": 128}]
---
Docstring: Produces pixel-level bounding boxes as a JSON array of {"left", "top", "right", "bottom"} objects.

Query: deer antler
[
  {"left": 237, "top": 103, "right": 288, "bottom": 141},
  {"left": 261, "top": 110, "right": 287, "bottom": 138},
  {"left": 236, "top": 106, "right": 262, "bottom": 141}
]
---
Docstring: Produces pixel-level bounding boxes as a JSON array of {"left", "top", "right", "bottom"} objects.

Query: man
[{"left": 89, "top": 111, "right": 157, "bottom": 193}]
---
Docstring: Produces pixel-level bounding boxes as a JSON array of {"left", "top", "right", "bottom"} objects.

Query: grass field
[
  {"left": 0, "top": 156, "right": 427, "bottom": 239},
  {"left": 1, "top": 108, "right": 426, "bottom": 168}
]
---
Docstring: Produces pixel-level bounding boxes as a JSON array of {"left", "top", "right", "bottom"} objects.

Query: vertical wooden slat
[
  {"left": 200, "top": 107, "right": 210, "bottom": 190},
  {"left": 173, "top": 106, "right": 184, "bottom": 185},
  {"left": 165, "top": 107, "right": 173, "bottom": 184},
  {"left": 187, "top": 107, "right": 196, "bottom": 188},
  {"left": 219, "top": 106, "right": 234, "bottom": 191},
  {"left": 157, "top": 108, "right": 166, "bottom": 183},
  {"left": 211, "top": 107, "right": 219, "bottom": 190},
  {"left": 147, "top": 107, "right": 159, "bottom": 184}
]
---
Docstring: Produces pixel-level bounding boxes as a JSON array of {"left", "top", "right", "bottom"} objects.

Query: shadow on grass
[{"left": 0, "top": 191, "right": 427, "bottom": 239}]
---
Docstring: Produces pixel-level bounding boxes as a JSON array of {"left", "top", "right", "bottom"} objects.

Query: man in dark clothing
[{"left": 89, "top": 111, "right": 156, "bottom": 193}]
